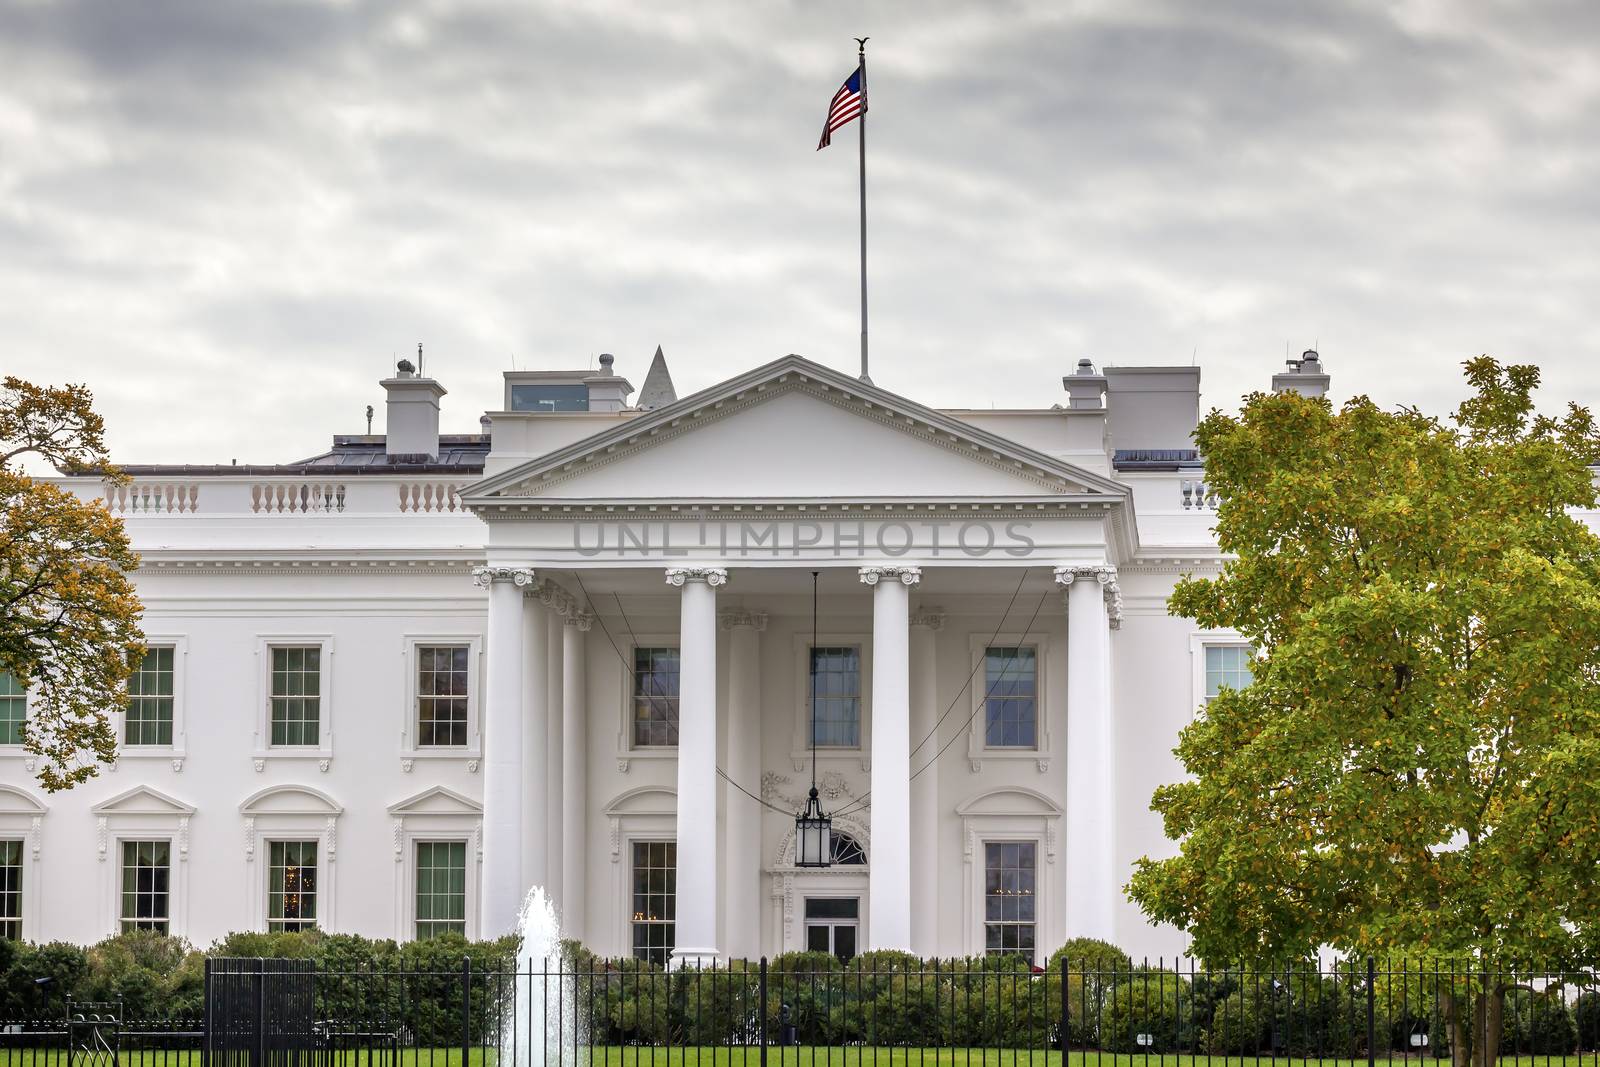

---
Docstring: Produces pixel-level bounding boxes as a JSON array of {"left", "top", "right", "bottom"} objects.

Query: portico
[{"left": 464, "top": 354, "right": 1132, "bottom": 962}]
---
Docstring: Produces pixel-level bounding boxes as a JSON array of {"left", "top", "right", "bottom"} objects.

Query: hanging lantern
[{"left": 795, "top": 786, "right": 833, "bottom": 868}]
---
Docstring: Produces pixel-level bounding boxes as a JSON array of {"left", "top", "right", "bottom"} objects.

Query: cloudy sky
[{"left": 3, "top": 0, "right": 1597, "bottom": 464}]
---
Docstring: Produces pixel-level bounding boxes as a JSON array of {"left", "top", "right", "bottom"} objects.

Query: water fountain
[{"left": 506, "top": 885, "right": 584, "bottom": 1067}]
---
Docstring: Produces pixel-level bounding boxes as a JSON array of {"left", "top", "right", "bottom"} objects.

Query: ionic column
[
  {"left": 721, "top": 608, "right": 767, "bottom": 960},
  {"left": 561, "top": 612, "right": 590, "bottom": 939},
  {"left": 1054, "top": 564, "right": 1119, "bottom": 942},
  {"left": 473, "top": 564, "right": 535, "bottom": 937},
  {"left": 666, "top": 566, "right": 727, "bottom": 966},
  {"left": 543, "top": 586, "right": 565, "bottom": 912},
  {"left": 909, "top": 607, "right": 944, "bottom": 956},
  {"left": 521, "top": 589, "right": 550, "bottom": 897},
  {"left": 860, "top": 564, "right": 920, "bottom": 952}
]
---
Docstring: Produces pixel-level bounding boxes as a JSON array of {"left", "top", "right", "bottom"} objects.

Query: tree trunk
[{"left": 1444, "top": 991, "right": 1471, "bottom": 1067}]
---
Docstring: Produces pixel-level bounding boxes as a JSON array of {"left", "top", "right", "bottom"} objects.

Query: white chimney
[
  {"left": 381, "top": 357, "right": 446, "bottom": 459},
  {"left": 1273, "top": 349, "right": 1331, "bottom": 398}
]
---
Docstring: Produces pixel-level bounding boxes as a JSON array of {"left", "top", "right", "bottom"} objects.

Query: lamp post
[{"left": 794, "top": 570, "right": 833, "bottom": 868}]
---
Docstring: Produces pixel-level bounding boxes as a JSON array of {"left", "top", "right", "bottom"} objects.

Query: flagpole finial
[{"left": 855, "top": 36, "right": 869, "bottom": 54}]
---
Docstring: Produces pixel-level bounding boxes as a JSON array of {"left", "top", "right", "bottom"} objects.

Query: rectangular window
[
  {"left": 1204, "top": 645, "right": 1254, "bottom": 702},
  {"left": 126, "top": 647, "right": 175, "bottom": 746},
  {"left": 632, "top": 647, "right": 680, "bottom": 747},
  {"left": 415, "top": 841, "right": 466, "bottom": 939},
  {"left": 0, "top": 672, "right": 25, "bottom": 746},
  {"left": 417, "top": 645, "right": 470, "bottom": 747},
  {"left": 0, "top": 839, "right": 20, "bottom": 941},
  {"left": 631, "top": 841, "right": 676, "bottom": 966},
  {"left": 983, "top": 646, "right": 1037, "bottom": 747},
  {"left": 809, "top": 646, "right": 861, "bottom": 747},
  {"left": 270, "top": 646, "right": 321, "bottom": 747},
  {"left": 120, "top": 840, "right": 170, "bottom": 933},
  {"left": 984, "top": 841, "right": 1036, "bottom": 959},
  {"left": 267, "top": 841, "right": 318, "bottom": 932},
  {"left": 803, "top": 897, "right": 859, "bottom": 962}
]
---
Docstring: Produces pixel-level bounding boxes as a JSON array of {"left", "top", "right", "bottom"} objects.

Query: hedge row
[{"left": 7, "top": 932, "right": 1600, "bottom": 1054}]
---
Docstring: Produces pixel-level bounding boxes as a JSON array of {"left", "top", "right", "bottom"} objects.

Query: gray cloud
[{"left": 2, "top": 0, "right": 1597, "bottom": 464}]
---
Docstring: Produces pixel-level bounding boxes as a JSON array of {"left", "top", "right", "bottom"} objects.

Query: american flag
[{"left": 817, "top": 66, "right": 866, "bottom": 150}]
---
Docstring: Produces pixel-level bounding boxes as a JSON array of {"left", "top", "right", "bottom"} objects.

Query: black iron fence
[{"left": 6, "top": 957, "right": 1600, "bottom": 1065}]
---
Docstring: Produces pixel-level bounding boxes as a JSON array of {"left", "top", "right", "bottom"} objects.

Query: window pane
[
  {"left": 984, "top": 647, "right": 1037, "bottom": 748},
  {"left": 0, "top": 672, "right": 26, "bottom": 747},
  {"left": 982, "top": 840, "right": 1036, "bottom": 961},
  {"left": 1205, "top": 645, "right": 1254, "bottom": 701},
  {"left": 0, "top": 839, "right": 21, "bottom": 940},
  {"left": 270, "top": 646, "right": 321, "bottom": 747},
  {"left": 809, "top": 647, "right": 860, "bottom": 747},
  {"left": 630, "top": 840, "right": 676, "bottom": 966},
  {"left": 415, "top": 840, "right": 467, "bottom": 939},
  {"left": 120, "top": 840, "right": 170, "bottom": 933},
  {"left": 632, "top": 648, "right": 680, "bottom": 747},
  {"left": 417, "top": 644, "right": 470, "bottom": 747},
  {"left": 125, "top": 647, "right": 175, "bottom": 746},
  {"left": 268, "top": 840, "right": 318, "bottom": 932}
]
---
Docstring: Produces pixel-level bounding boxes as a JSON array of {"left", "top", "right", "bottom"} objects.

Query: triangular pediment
[
  {"left": 467, "top": 355, "right": 1128, "bottom": 505},
  {"left": 92, "top": 785, "right": 195, "bottom": 817},
  {"left": 388, "top": 786, "right": 481, "bottom": 817}
]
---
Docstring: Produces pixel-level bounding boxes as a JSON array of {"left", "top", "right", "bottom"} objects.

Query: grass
[{"left": 6, "top": 1051, "right": 1600, "bottom": 1067}]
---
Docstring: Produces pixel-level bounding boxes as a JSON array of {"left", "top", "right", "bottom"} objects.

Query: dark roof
[
  {"left": 1112, "top": 448, "right": 1203, "bottom": 471},
  {"left": 112, "top": 435, "right": 490, "bottom": 477}
]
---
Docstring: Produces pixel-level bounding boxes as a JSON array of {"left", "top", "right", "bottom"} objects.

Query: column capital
[
  {"left": 472, "top": 565, "right": 536, "bottom": 588},
  {"left": 565, "top": 611, "right": 593, "bottom": 632},
  {"left": 859, "top": 565, "right": 922, "bottom": 587},
  {"left": 1054, "top": 565, "right": 1122, "bottom": 630},
  {"left": 909, "top": 607, "right": 946, "bottom": 630},
  {"left": 665, "top": 566, "right": 728, "bottom": 588},
  {"left": 719, "top": 609, "right": 769, "bottom": 632}
]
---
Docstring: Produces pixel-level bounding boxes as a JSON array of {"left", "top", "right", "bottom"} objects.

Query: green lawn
[{"left": 8, "top": 1052, "right": 1600, "bottom": 1067}]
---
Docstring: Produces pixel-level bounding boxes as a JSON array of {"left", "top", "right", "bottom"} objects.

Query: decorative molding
[
  {"left": 392, "top": 819, "right": 404, "bottom": 862},
  {"left": 616, "top": 758, "right": 630, "bottom": 774},
  {"left": 253, "top": 759, "right": 265, "bottom": 773},
  {"left": 909, "top": 608, "right": 946, "bottom": 630},
  {"left": 664, "top": 566, "right": 728, "bottom": 588},
  {"left": 536, "top": 578, "right": 585, "bottom": 619},
  {"left": 243, "top": 816, "right": 256, "bottom": 861},
  {"left": 466, "top": 759, "right": 479, "bottom": 775},
  {"left": 170, "top": 758, "right": 185, "bottom": 773},
  {"left": 178, "top": 816, "right": 190, "bottom": 861},
  {"left": 317, "top": 758, "right": 331, "bottom": 773},
  {"left": 1053, "top": 563, "right": 1122, "bottom": 628},
  {"left": 23, "top": 756, "right": 35, "bottom": 774},
  {"left": 140, "top": 558, "right": 480, "bottom": 577},
  {"left": 608, "top": 816, "right": 621, "bottom": 862},
  {"left": 325, "top": 817, "right": 338, "bottom": 861},
  {"left": 470, "top": 565, "right": 536, "bottom": 588},
  {"left": 28, "top": 816, "right": 41, "bottom": 860},
  {"left": 859, "top": 565, "right": 921, "bottom": 587},
  {"left": 401, "top": 759, "right": 414, "bottom": 774},
  {"left": 96, "top": 817, "right": 107, "bottom": 861},
  {"left": 719, "top": 609, "right": 769, "bottom": 631},
  {"left": 761, "top": 769, "right": 864, "bottom": 813},
  {"left": 1036, "top": 758, "right": 1050, "bottom": 774},
  {"left": 473, "top": 820, "right": 483, "bottom": 861},
  {"left": 567, "top": 611, "right": 594, "bottom": 632}
]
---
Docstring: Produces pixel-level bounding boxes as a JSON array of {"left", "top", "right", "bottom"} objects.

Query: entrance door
[{"left": 803, "top": 897, "right": 859, "bottom": 961}]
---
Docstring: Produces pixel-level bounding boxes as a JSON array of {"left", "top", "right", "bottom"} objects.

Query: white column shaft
[
  {"left": 908, "top": 617, "right": 940, "bottom": 956},
  {"left": 561, "top": 618, "right": 588, "bottom": 938},
  {"left": 545, "top": 606, "right": 564, "bottom": 911},
  {"left": 521, "top": 595, "right": 550, "bottom": 896},
  {"left": 723, "top": 618, "right": 763, "bottom": 959},
  {"left": 671, "top": 571, "right": 722, "bottom": 963},
  {"left": 1065, "top": 574, "right": 1115, "bottom": 941},
  {"left": 480, "top": 573, "right": 527, "bottom": 937},
  {"left": 867, "top": 573, "right": 913, "bottom": 951}
]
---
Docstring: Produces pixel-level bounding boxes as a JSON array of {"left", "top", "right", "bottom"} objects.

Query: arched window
[{"left": 831, "top": 832, "right": 866, "bottom": 865}]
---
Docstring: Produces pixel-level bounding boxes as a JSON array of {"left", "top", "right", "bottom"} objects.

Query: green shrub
[
  {"left": 1101, "top": 969, "right": 1189, "bottom": 1053},
  {"left": 1575, "top": 992, "right": 1600, "bottom": 1051},
  {"left": 1048, "top": 938, "right": 1134, "bottom": 1046},
  {"left": 0, "top": 940, "right": 89, "bottom": 1019},
  {"left": 79, "top": 931, "right": 204, "bottom": 1018},
  {"left": 1502, "top": 988, "right": 1576, "bottom": 1055},
  {"left": 1206, "top": 988, "right": 1266, "bottom": 1054}
]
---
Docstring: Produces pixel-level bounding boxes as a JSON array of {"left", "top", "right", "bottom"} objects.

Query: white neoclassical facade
[{"left": 2, "top": 347, "right": 1344, "bottom": 963}]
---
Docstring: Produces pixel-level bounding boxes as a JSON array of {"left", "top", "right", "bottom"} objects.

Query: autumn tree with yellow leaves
[
  {"left": 1, "top": 376, "right": 143, "bottom": 790},
  {"left": 1129, "top": 358, "right": 1600, "bottom": 1067}
]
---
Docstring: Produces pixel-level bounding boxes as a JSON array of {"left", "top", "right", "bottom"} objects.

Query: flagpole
[{"left": 856, "top": 36, "right": 871, "bottom": 384}]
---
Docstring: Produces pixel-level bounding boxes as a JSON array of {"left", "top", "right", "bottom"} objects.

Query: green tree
[
  {"left": 0, "top": 376, "right": 143, "bottom": 789},
  {"left": 1128, "top": 359, "right": 1600, "bottom": 1067}
]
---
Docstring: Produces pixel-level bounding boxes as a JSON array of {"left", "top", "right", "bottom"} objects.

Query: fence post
[
  {"left": 254, "top": 960, "right": 267, "bottom": 1067},
  {"left": 202, "top": 958, "right": 213, "bottom": 1067},
  {"left": 759, "top": 957, "right": 769, "bottom": 1067},
  {"left": 462, "top": 956, "right": 472, "bottom": 1067},
  {"left": 1059, "top": 956, "right": 1069, "bottom": 1051},
  {"left": 1367, "top": 957, "right": 1377, "bottom": 1067}
]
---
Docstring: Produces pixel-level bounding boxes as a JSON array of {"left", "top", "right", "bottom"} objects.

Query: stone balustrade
[{"left": 94, "top": 478, "right": 474, "bottom": 516}]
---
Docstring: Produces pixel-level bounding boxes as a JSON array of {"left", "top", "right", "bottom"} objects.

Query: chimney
[
  {"left": 584, "top": 353, "right": 634, "bottom": 412},
  {"left": 381, "top": 356, "right": 447, "bottom": 460},
  {"left": 1062, "top": 358, "right": 1108, "bottom": 410},
  {"left": 1272, "top": 349, "right": 1331, "bottom": 398}
]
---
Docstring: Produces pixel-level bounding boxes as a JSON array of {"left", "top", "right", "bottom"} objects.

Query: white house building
[{"left": 2, "top": 347, "right": 1342, "bottom": 964}]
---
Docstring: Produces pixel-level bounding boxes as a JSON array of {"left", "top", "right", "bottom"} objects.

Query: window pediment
[
  {"left": 240, "top": 785, "right": 343, "bottom": 817},
  {"left": 387, "top": 786, "right": 481, "bottom": 817},
  {"left": 92, "top": 785, "right": 196, "bottom": 818},
  {"left": 955, "top": 787, "right": 1062, "bottom": 819}
]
